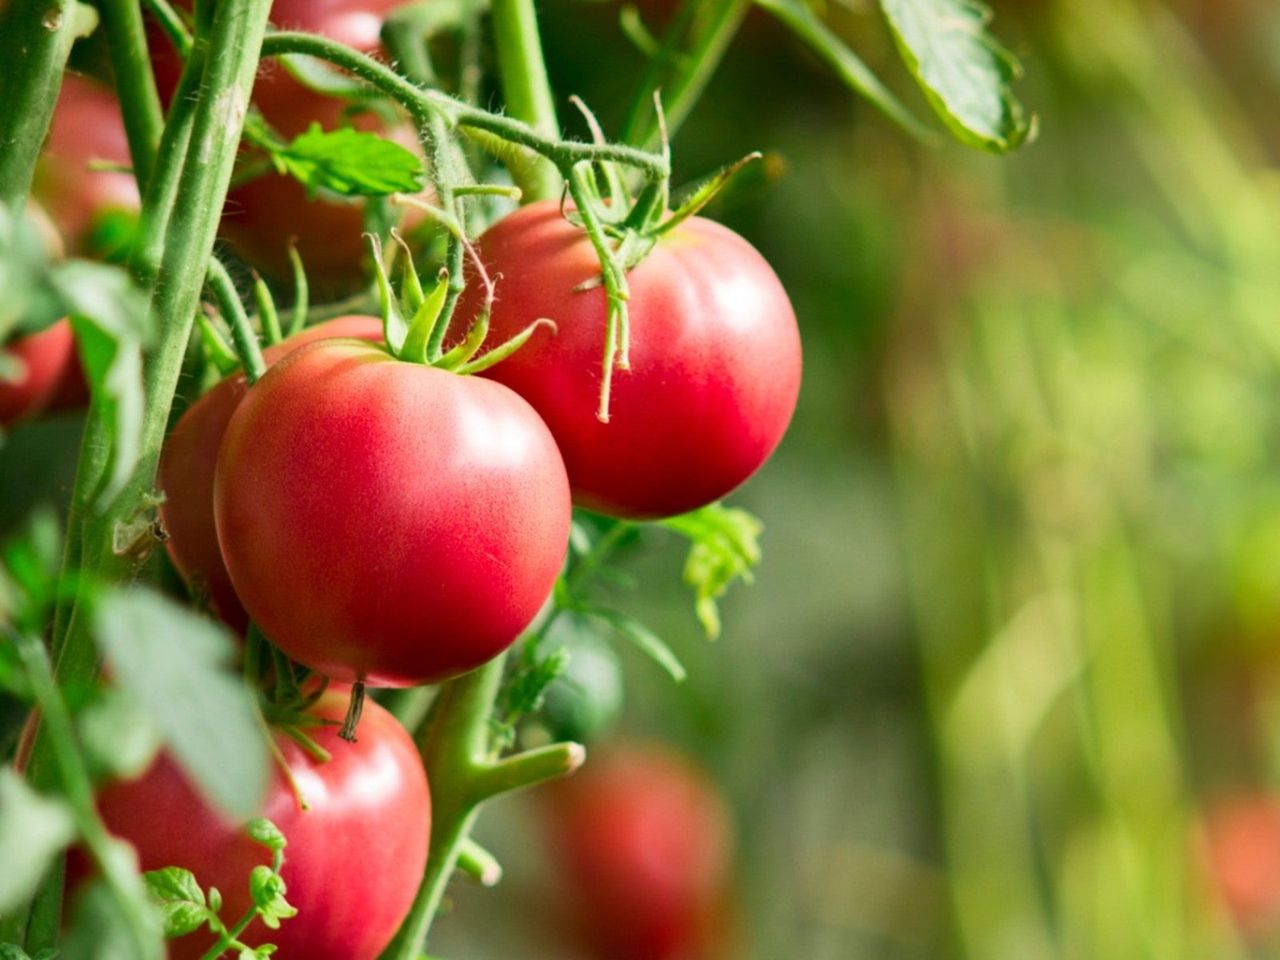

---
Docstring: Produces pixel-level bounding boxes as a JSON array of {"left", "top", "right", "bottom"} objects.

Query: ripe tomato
[
  {"left": 0, "top": 320, "right": 78, "bottom": 427},
  {"left": 159, "top": 317, "right": 383, "bottom": 630},
  {"left": 542, "top": 743, "right": 735, "bottom": 960},
  {"left": 1202, "top": 793, "right": 1280, "bottom": 936},
  {"left": 461, "top": 201, "right": 802, "bottom": 519},
  {"left": 33, "top": 73, "right": 139, "bottom": 255},
  {"left": 87, "top": 692, "right": 430, "bottom": 960},
  {"left": 214, "top": 339, "right": 572, "bottom": 686}
]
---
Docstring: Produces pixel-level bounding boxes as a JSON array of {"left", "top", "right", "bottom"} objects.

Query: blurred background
[
  {"left": 429, "top": 0, "right": 1280, "bottom": 957},
  {"left": 8, "top": 0, "right": 1280, "bottom": 957}
]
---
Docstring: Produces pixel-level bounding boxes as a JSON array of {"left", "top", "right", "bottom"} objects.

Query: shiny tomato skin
[
  {"left": 33, "top": 74, "right": 139, "bottom": 255},
  {"left": 462, "top": 201, "right": 802, "bottom": 519},
  {"left": 0, "top": 320, "right": 78, "bottom": 427},
  {"left": 214, "top": 340, "right": 572, "bottom": 686},
  {"left": 89, "top": 693, "right": 430, "bottom": 960},
  {"left": 159, "top": 317, "right": 383, "bottom": 630},
  {"left": 544, "top": 743, "right": 735, "bottom": 960}
]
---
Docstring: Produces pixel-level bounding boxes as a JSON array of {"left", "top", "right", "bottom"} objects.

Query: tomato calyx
[{"left": 370, "top": 231, "right": 556, "bottom": 373}]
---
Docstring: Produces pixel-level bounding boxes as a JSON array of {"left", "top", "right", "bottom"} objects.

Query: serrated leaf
[
  {"left": 660, "top": 503, "right": 763, "bottom": 639},
  {"left": 92, "top": 588, "right": 269, "bottom": 820},
  {"left": 879, "top": 0, "right": 1033, "bottom": 152},
  {"left": 755, "top": 0, "right": 935, "bottom": 143},
  {"left": 144, "top": 867, "right": 209, "bottom": 938},
  {"left": 0, "top": 768, "right": 76, "bottom": 913},
  {"left": 272, "top": 125, "right": 424, "bottom": 198},
  {"left": 248, "top": 865, "right": 296, "bottom": 930}
]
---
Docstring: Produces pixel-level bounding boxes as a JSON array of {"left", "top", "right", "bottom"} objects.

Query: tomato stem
[
  {"left": 339, "top": 681, "right": 367, "bottom": 743},
  {"left": 489, "top": 0, "right": 563, "bottom": 201},
  {"left": 207, "top": 258, "right": 267, "bottom": 383},
  {"left": 98, "top": 0, "right": 166, "bottom": 192}
]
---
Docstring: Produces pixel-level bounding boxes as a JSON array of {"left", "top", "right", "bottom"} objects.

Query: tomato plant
[
  {"left": 214, "top": 338, "right": 572, "bottom": 686},
  {"left": 462, "top": 201, "right": 803, "bottom": 519},
  {"left": 543, "top": 743, "right": 735, "bottom": 960},
  {"left": 158, "top": 315, "right": 383, "bottom": 629},
  {"left": 84, "top": 692, "right": 430, "bottom": 959}
]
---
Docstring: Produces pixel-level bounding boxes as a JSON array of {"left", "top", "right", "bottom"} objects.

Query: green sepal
[{"left": 400, "top": 270, "right": 449, "bottom": 365}]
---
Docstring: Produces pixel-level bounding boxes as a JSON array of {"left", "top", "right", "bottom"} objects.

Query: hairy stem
[{"left": 99, "top": 0, "right": 166, "bottom": 190}]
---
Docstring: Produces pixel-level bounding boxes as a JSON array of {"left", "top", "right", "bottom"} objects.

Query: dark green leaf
[
  {"left": 0, "top": 768, "right": 76, "bottom": 914},
  {"left": 660, "top": 503, "right": 763, "bottom": 639},
  {"left": 143, "top": 867, "right": 209, "bottom": 939},
  {"left": 755, "top": 0, "right": 936, "bottom": 143},
  {"left": 878, "top": 0, "right": 1033, "bottom": 152},
  {"left": 272, "top": 125, "right": 424, "bottom": 198},
  {"left": 92, "top": 588, "right": 269, "bottom": 820}
]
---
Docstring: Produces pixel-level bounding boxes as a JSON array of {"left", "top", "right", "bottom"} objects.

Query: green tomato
[{"left": 541, "top": 616, "right": 625, "bottom": 745}]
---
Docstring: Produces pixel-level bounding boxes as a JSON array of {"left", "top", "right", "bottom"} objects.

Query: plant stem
[
  {"left": 0, "top": 0, "right": 82, "bottom": 212},
  {"left": 258, "top": 33, "right": 668, "bottom": 181},
  {"left": 489, "top": 0, "right": 562, "bottom": 200},
  {"left": 378, "top": 655, "right": 584, "bottom": 958},
  {"left": 619, "top": 0, "right": 750, "bottom": 150},
  {"left": 99, "top": 0, "right": 166, "bottom": 191},
  {"left": 207, "top": 258, "right": 267, "bottom": 382},
  {"left": 12, "top": 630, "right": 162, "bottom": 958}
]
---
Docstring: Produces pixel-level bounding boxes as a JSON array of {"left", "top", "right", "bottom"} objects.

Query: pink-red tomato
[
  {"left": 214, "top": 340, "right": 572, "bottom": 686},
  {"left": 0, "top": 320, "right": 79, "bottom": 427},
  {"left": 1202, "top": 794, "right": 1280, "bottom": 936},
  {"left": 33, "top": 74, "right": 139, "bottom": 255},
  {"left": 543, "top": 743, "right": 735, "bottom": 960},
  {"left": 461, "top": 201, "right": 802, "bottom": 519},
  {"left": 159, "top": 317, "right": 383, "bottom": 630},
  {"left": 88, "top": 693, "right": 430, "bottom": 959}
]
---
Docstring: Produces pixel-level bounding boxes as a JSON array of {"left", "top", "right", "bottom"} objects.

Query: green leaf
[
  {"left": 78, "top": 687, "right": 161, "bottom": 782},
  {"left": 878, "top": 0, "right": 1033, "bottom": 152},
  {"left": 61, "top": 877, "right": 163, "bottom": 960},
  {"left": 143, "top": 867, "right": 209, "bottom": 939},
  {"left": 754, "top": 0, "right": 936, "bottom": 144},
  {"left": 586, "top": 608, "right": 687, "bottom": 683},
  {"left": 246, "top": 818, "right": 287, "bottom": 853},
  {"left": 0, "top": 945, "right": 36, "bottom": 960},
  {"left": 660, "top": 503, "right": 763, "bottom": 639},
  {"left": 92, "top": 588, "right": 269, "bottom": 820},
  {"left": 0, "top": 768, "right": 76, "bottom": 914},
  {"left": 271, "top": 124, "right": 425, "bottom": 198},
  {"left": 52, "top": 261, "right": 150, "bottom": 507},
  {"left": 248, "top": 865, "right": 296, "bottom": 930}
]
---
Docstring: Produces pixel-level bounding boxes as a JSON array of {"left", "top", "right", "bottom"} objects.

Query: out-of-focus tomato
[
  {"left": 0, "top": 321, "right": 79, "bottom": 428},
  {"left": 1203, "top": 793, "right": 1280, "bottom": 936},
  {"left": 159, "top": 316, "right": 383, "bottom": 629},
  {"left": 87, "top": 692, "right": 430, "bottom": 959},
  {"left": 33, "top": 74, "right": 139, "bottom": 255},
  {"left": 543, "top": 743, "right": 735, "bottom": 960}
]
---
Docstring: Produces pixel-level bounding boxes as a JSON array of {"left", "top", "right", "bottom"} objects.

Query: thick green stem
[
  {"left": 620, "top": 0, "right": 750, "bottom": 150},
  {"left": 99, "top": 0, "right": 166, "bottom": 190},
  {"left": 489, "top": 0, "right": 562, "bottom": 200},
  {"left": 0, "top": 0, "right": 82, "bottom": 211}
]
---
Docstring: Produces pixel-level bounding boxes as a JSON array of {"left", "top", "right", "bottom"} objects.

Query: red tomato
[
  {"left": 159, "top": 317, "right": 383, "bottom": 630},
  {"left": 461, "top": 201, "right": 802, "bottom": 519},
  {"left": 214, "top": 340, "right": 572, "bottom": 686},
  {"left": 0, "top": 320, "right": 78, "bottom": 427},
  {"left": 543, "top": 743, "right": 735, "bottom": 960},
  {"left": 33, "top": 74, "right": 139, "bottom": 255},
  {"left": 88, "top": 693, "right": 430, "bottom": 960},
  {"left": 1203, "top": 794, "right": 1280, "bottom": 936}
]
